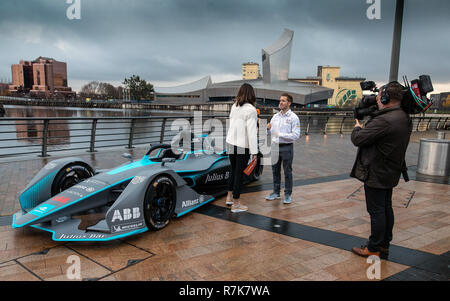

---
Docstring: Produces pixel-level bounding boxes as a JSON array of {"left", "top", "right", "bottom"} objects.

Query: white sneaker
[
  {"left": 231, "top": 204, "right": 248, "bottom": 213},
  {"left": 226, "top": 199, "right": 233, "bottom": 206}
]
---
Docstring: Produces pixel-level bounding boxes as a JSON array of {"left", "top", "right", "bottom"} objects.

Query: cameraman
[{"left": 350, "top": 81, "right": 412, "bottom": 259}]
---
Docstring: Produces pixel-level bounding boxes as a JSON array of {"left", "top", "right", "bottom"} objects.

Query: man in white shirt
[{"left": 266, "top": 93, "right": 301, "bottom": 204}]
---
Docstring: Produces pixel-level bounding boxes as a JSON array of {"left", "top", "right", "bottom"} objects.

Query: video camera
[{"left": 354, "top": 75, "right": 434, "bottom": 120}]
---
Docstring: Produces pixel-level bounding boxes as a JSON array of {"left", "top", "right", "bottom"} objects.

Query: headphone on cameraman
[
  {"left": 381, "top": 81, "right": 403, "bottom": 105},
  {"left": 380, "top": 83, "right": 392, "bottom": 105}
]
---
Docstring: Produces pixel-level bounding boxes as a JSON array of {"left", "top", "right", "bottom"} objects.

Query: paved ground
[
  {"left": 0, "top": 131, "right": 448, "bottom": 281},
  {"left": 0, "top": 131, "right": 428, "bottom": 216}
]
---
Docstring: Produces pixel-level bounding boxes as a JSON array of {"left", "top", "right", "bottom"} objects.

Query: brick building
[{"left": 9, "top": 57, "right": 75, "bottom": 98}]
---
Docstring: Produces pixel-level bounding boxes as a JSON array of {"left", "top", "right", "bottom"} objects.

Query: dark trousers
[
  {"left": 227, "top": 145, "right": 250, "bottom": 199},
  {"left": 364, "top": 184, "right": 394, "bottom": 252},
  {"left": 272, "top": 143, "right": 294, "bottom": 195}
]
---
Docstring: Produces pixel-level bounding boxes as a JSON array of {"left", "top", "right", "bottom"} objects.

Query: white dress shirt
[
  {"left": 226, "top": 103, "right": 258, "bottom": 155},
  {"left": 269, "top": 109, "right": 301, "bottom": 144}
]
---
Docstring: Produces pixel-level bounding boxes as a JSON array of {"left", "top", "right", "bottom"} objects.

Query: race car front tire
[
  {"left": 51, "top": 163, "right": 94, "bottom": 196},
  {"left": 144, "top": 175, "right": 176, "bottom": 230}
]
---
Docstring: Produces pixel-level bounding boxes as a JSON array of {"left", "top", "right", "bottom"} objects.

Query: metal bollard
[{"left": 417, "top": 137, "right": 450, "bottom": 177}]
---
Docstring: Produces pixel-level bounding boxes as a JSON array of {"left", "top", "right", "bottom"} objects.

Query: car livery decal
[
  {"left": 107, "top": 150, "right": 227, "bottom": 175},
  {"left": 107, "top": 156, "right": 159, "bottom": 175},
  {"left": 176, "top": 197, "right": 215, "bottom": 217},
  {"left": 29, "top": 204, "right": 56, "bottom": 217},
  {"left": 30, "top": 224, "right": 149, "bottom": 241},
  {"left": 19, "top": 170, "right": 58, "bottom": 211},
  {"left": 176, "top": 155, "right": 228, "bottom": 174},
  {"left": 12, "top": 176, "right": 134, "bottom": 228}
]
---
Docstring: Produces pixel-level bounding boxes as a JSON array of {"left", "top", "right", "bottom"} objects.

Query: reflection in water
[
  {"left": 13, "top": 106, "right": 70, "bottom": 147},
  {"left": 1, "top": 105, "right": 193, "bottom": 156},
  {"left": 2, "top": 105, "right": 359, "bottom": 157},
  {"left": 4, "top": 105, "right": 188, "bottom": 118}
]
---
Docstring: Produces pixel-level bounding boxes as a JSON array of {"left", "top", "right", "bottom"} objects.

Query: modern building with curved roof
[
  {"left": 154, "top": 29, "right": 333, "bottom": 107},
  {"left": 262, "top": 28, "right": 293, "bottom": 84},
  {"left": 154, "top": 76, "right": 212, "bottom": 102}
]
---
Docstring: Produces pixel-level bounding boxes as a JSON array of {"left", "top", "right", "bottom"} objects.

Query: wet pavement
[{"left": 0, "top": 131, "right": 448, "bottom": 281}]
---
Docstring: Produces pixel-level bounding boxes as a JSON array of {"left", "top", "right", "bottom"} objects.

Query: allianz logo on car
[{"left": 182, "top": 195, "right": 206, "bottom": 208}]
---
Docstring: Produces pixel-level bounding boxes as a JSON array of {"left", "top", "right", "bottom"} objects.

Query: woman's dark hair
[{"left": 235, "top": 83, "right": 256, "bottom": 107}]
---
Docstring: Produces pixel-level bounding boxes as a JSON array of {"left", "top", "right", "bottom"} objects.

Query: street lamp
[{"left": 389, "top": 0, "right": 404, "bottom": 82}]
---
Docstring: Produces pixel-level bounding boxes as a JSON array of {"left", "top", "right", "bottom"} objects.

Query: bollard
[{"left": 417, "top": 138, "right": 450, "bottom": 177}]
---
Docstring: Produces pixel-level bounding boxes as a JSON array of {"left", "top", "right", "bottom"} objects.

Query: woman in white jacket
[{"left": 225, "top": 83, "right": 258, "bottom": 213}]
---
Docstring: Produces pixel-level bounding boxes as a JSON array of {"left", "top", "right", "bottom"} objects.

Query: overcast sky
[{"left": 0, "top": 0, "right": 449, "bottom": 93}]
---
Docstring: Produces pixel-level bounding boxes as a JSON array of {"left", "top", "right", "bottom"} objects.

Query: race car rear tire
[
  {"left": 51, "top": 163, "right": 94, "bottom": 196},
  {"left": 144, "top": 175, "right": 176, "bottom": 231}
]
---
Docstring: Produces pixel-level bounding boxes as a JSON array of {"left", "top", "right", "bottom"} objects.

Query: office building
[
  {"left": 9, "top": 57, "right": 75, "bottom": 98},
  {"left": 242, "top": 62, "right": 260, "bottom": 80}
]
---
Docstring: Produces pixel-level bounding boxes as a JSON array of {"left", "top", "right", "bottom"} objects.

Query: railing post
[
  {"left": 305, "top": 116, "right": 311, "bottom": 136},
  {"left": 89, "top": 119, "right": 98, "bottom": 152},
  {"left": 323, "top": 116, "right": 329, "bottom": 135},
  {"left": 436, "top": 117, "right": 441, "bottom": 130},
  {"left": 127, "top": 118, "right": 136, "bottom": 149},
  {"left": 426, "top": 117, "right": 432, "bottom": 131},
  {"left": 416, "top": 117, "right": 422, "bottom": 132},
  {"left": 339, "top": 117, "right": 346, "bottom": 135},
  {"left": 160, "top": 118, "right": 167, "bottom": 144},
  {"left": 40, "top": 119, "right": 49, "bottom": 157}
]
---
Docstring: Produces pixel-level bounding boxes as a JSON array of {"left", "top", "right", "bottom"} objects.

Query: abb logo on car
[{"left": 111, "top": 207, "right": 141, "bottom": 223}]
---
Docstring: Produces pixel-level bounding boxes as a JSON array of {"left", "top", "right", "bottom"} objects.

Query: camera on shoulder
[{"left": 354, "top": 75, "right": 434, "bottom": 120}]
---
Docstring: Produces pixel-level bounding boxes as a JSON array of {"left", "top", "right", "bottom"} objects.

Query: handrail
[
  {"left": 0, "top": 114, "right": 228, "bottom": 121},
  {"left": 0, "top": 114, "right": 447, "bottom": 159}
]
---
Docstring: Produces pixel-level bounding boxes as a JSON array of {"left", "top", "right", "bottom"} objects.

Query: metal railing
[
  {"left": 0, "top": 114, "right": 448, "bottom": 159},
  {"left": 0, "top": 115, "right": 223, "bottom": 158}
]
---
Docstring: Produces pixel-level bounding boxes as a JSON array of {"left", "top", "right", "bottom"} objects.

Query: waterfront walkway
[{"left": 0, "top": 131, "right": 448, "bottom": 281}]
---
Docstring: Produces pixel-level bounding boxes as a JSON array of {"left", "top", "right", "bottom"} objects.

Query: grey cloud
[{"left": 0, "top": 0, "right": 449, "bottom": 89}]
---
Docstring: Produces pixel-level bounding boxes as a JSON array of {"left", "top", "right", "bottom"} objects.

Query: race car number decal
[{"left": 52, "top": 196, "right": 71, "bottom": 203}]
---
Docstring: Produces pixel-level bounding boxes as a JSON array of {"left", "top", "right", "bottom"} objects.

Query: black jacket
[{"left": 350, "top": 107, "right": 412, "bottom": 189}]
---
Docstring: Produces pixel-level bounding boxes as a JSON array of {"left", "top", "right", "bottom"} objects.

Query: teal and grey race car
[{"left": 12, "top": 142, "right": 263, "bottom": 241}]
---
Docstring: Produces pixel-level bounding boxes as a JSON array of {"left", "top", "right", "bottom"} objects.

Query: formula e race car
[{"left": 12, "top": 141, "right": 263, "bottom": 241}]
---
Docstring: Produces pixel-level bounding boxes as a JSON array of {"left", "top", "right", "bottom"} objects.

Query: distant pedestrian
[
  {"left": 266, "top": 93, "right": 301, "bottom": 204},
  {"left": 225, "top": 83, "right": 258, "bottom": 213}
]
